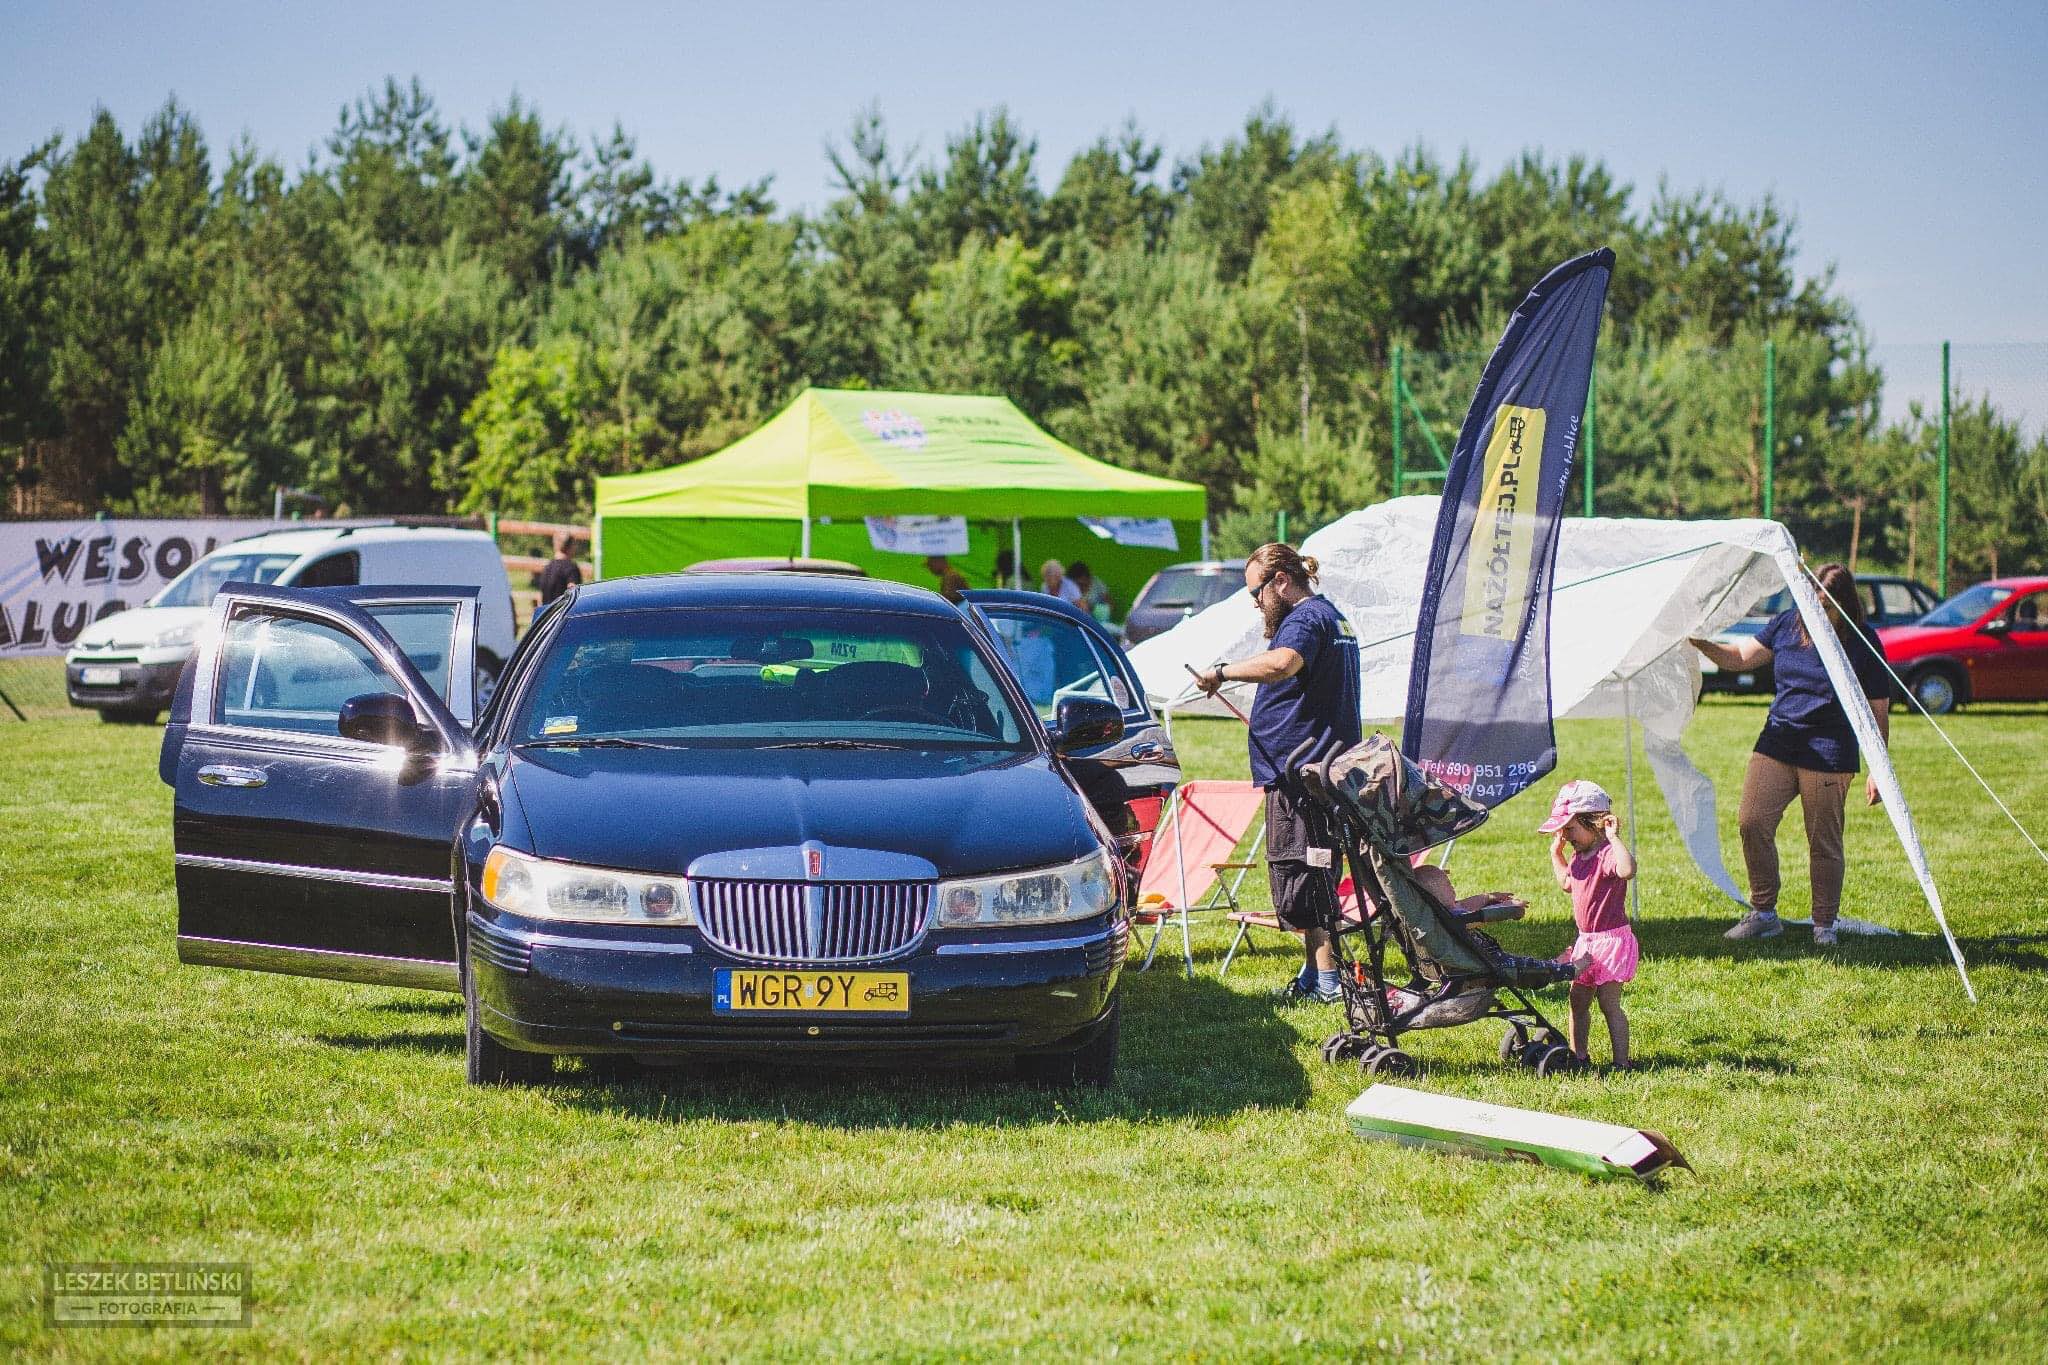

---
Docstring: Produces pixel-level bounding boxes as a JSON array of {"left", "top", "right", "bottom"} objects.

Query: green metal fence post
[
  {"left": 487, "top": 510, "right": 499, "bottom": 544},
  {"left": 1583, "top": 365, "right": 1597, "bottom": 518},
  {"left": 1762, "top": 339, "right": 1776, "bottom": 521},
  {"left": 1391, "top": 345, "right": 1405, "bottom": 495},
  {"left": 1277, "top": 509, "right": 1288, "bottom": 543},
  {"left": 1939, "top": 340, "right": 1951, "bottom": 596}
]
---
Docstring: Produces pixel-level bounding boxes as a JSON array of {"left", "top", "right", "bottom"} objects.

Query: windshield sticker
[{"left": 541, "top": 715, "right": 578, "bottom": 735}]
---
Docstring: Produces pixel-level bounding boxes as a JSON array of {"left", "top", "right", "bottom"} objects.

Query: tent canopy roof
[{"left": 594, "top": 388, "right": 1207, "bottom": 522}]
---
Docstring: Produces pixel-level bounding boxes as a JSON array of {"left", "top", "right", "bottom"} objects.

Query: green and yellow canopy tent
[{"left": 593, "top": 389, "right": 1208, "bottom": 603}]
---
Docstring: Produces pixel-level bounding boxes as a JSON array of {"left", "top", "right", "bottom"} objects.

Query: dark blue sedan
[{"left": 161, "top": 573, "right": 1178, "bottom": 1087}]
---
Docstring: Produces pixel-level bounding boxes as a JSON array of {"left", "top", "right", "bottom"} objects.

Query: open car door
[
  {"left": 961, "top": 592, "right": 1179, "bottom": 878},
  {"left": 162, "top": 583, "right": 482, "bottom": 992}
]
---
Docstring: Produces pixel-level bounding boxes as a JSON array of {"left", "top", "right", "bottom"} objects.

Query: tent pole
[
  {"left": 1011, "top": 518, "right": 1022, "bottom": 589},
  {"left": 1201, "top": 517, "right": 1211, "bottom": 560},
  {"left": 801, "top": 517, "right": 811, "bottom": 558},
  {"left": 1623, "top": 676, "right": 1640, "bottom": 922}
]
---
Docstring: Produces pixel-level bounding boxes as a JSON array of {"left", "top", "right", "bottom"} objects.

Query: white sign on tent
[
  {"left": 1078, "top": 516, "right": 1180, "bottom": 551},
  {"left": 864, "top": 516, "right": 968, "bottom": 556}
]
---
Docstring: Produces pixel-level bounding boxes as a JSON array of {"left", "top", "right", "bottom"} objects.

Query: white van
[{"left": 66, "top": 525, "right": 517, "bottom": 723}]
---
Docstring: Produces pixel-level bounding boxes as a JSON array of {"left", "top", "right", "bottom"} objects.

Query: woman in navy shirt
[{"left": 1690, "top": 563, "right": 1892, "bottom": 946}]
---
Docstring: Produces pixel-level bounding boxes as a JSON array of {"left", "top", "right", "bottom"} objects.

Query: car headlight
[
  {"left": 152, "top": 622, "right": 202, "bottom": 649},
  {"left": 480, "top": 846, "right": 691, "bottom": 925},
  {"left": 937, "top": 849, "right": 1118, "bottom": 928}
]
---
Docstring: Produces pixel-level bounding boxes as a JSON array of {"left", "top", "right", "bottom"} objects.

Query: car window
[
  {"left": 292, "top": 551, "right": 360, "bottom": 588},
  {"left": 214, "top": 609, "right": 407, "bottom": 735},
  {"left": 360, "top": 601, "right": 459, "bottom": 701},
  {"left": 1752, "top": 589, "right": 1791, "bottom": 619},
  {"left": 153, "top": 552, "right": 302, "bottom": 607},
  {"left": 1920, "top": 584, "right": 2013, "bottom": 627},
  {"left": 983, "top": 609, "right": 1118, "bottom": 718},
  {"left": 511, "top": 607, "right": 1029, "bottom": 750},
  {"left": 2009, "top": 592, "right": 2048, "bottom": 632},
  {"left": 1138, "top": 568, "right": 1234, "bottom": 613},
  {"left": 1874, "top": 583, "right": 1918, "bottom": 621}
]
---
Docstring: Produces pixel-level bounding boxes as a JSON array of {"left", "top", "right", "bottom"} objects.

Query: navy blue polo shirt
[
  {"left": 1248, "top": 594, "right": 1362, "bottom": 788},
  {"left": 1753, "top": 609, "right": 1891, "bottom": 774}
]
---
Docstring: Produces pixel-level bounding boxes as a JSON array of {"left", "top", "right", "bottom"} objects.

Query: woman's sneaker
[
  {"left": 1724, "top": 910, "right": 1783, "bottom": 940},
  {"left": 1812, "top": 925, "right": 1839, "bottom": 947}
]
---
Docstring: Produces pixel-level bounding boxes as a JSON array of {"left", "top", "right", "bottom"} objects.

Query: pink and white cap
[{"left": 1537, "top": 779, "right": 1613, "bottom": 833}]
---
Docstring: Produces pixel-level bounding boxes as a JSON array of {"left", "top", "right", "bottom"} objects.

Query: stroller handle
[{"left": 1284, "top": 734, "right": 1343, "bottom": 799}]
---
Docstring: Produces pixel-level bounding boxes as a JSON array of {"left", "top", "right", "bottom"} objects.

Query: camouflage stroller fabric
[
  {"left": 1316, "top": 733, "right": 1576, "bottom": 995},
  {"left": 1322, "top": 733, "right": 1489, "bottom": 856}
]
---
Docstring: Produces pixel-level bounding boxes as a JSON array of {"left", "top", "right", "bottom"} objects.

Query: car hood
[
  {"left": 503, "top": 745, "right": 1101, "bottom": 879},
  {"left": 1876, "top": 624, "right": 1950, "bottom": 647},
  {"left": 69, "top": 605, "right": 209, "bottom": 653}
]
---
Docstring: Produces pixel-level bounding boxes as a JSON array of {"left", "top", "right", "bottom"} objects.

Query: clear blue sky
[{"left": 5, "top": 0, "right": 2044, "bottom": 345}]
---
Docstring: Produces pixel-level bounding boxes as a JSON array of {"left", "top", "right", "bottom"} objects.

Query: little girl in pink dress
[{"left": 1539, "top": 779, "right": 1638, "bottom": 1070}]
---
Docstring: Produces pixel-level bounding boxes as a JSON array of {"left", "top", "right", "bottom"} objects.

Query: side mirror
[
  {"left": 338, "top": 692, "right": 436, "bottom": 751},
  {"left": 1980, "top": 616, "right": 2011, "bottom": 636},
  {"left": 1050, "top": 695, "right": 1124, "bottom": 755}
]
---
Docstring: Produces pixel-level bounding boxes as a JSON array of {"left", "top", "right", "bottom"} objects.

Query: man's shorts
[{"left": 1264, "top": 785, "right": 1337, "bottom": 932}]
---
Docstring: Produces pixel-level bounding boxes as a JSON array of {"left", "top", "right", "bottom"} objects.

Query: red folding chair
[{"left": 1133, "top": 780, "right": 1266, "bottom": 978}]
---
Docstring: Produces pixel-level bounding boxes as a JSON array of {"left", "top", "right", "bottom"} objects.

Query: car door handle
[
  {"left": 1130, "top": 742, "right": 1166, "bottom": 761},
  {"left": 197, "top": 764, "right": 267, "bottom": 789}
]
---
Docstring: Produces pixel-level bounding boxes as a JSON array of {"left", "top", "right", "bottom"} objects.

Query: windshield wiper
[
  {"left": 760, "top": 738, "right": 911, "bottom": 751},
  {"left": 517, "top": 736, "right": 671, "bottom": 750}
]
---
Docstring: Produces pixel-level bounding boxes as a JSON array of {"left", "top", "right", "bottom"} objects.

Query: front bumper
[
  {"left": 65, "top": 657, "right": 184, "bottom": 711},
  {"left": 467, "top": 911, "right": 1127, "bottom": 1058}
]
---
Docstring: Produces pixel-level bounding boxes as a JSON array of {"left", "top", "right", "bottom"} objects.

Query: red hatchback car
[{"left": 1878, "top": 576, "right": 2048, "bottom": 714}]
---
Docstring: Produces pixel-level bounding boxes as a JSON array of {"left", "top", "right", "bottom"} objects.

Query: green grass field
[{"left": 3, "top": 683, "right": 2045, "bottom": 1359}]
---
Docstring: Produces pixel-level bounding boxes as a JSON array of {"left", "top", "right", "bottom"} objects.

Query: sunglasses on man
[{"left": 1246, "top": 573, "right": 1277, "bottom": 603}]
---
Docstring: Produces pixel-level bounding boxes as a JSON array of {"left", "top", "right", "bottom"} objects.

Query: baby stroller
[{"left": 1285, "top": 733, "right": 1584, "bottom": 1078}]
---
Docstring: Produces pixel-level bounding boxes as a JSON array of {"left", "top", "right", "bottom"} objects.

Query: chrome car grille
[{"left": 691, "top": 879, "right": 933, "bottom": 963}]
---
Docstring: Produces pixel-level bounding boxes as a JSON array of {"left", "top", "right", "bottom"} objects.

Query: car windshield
[
  {"left": 1139, "top": 568, "right": 1236, "bottom": 612},
  {"left": 1918, "top": 584, "right": 2013, "bottom": 627},
  {"left": 153, "top": 551, "right": 302, "bottom": 607},
  {"left": 512, "top": 607, "right": 1033, "bottom": 751}
]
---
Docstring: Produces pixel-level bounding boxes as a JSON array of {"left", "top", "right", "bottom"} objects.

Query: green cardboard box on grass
[{"left": 1347, "top": 1084, "right": 1691, "bottom": 1183}]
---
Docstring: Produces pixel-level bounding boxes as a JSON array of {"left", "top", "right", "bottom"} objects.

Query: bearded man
[{"left": 1194, "top": 542, "right": 1362, "bottom": 1003}]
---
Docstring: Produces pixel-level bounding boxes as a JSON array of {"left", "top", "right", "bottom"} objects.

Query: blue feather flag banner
[{"left": 1401, "top": 248, "right": 1614, "bottom": 807}]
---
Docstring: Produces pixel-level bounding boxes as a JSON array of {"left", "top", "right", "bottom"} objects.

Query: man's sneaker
[
  {"left": 1724, "top": 910, "right": 1783, "bottom": 940},
  {"left": 1272, "top": 977, "right": 1342, "bottom": 1006},
  {"left": 1812, "top": 925, "right": 1839, "bottom": 947}
]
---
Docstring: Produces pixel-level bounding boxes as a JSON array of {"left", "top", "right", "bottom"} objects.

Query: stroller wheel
[
  {"left": 1321, "top": 1032, "right": 1367, "bottom": 1064},
  {"left": 1499, "top": 1024, "right": 1529, "bottom": 1065},
  {"left": 1533, "top": 1044, "right": 1578, "bottom": 1078},
  {"left": 1366, "top": 1048, "right": 1417, "bottom": 1078}
]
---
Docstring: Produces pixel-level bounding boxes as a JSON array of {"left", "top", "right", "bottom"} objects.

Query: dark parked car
[
  {"left": 1120, "top": 559, "right": 1247, "bottom": 646},
  {"left": 1699, "top": 574, "right": 1940, "bottom": 694},
  {"left": 961, "top": 589, "right": 1180, "bottom": 883},
  {"left": 161, "top": 573, "right": 1180, "bottom": 1087},
  {"left": 1879, "top": 576, "right": 2048, "bottom": 714}
]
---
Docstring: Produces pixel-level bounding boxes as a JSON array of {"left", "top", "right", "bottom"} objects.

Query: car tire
[
  {"left": 1017, "top": 998, "right": 1119, "bottom": 1088},
  {"left": 475, "top": 651, "right": 504, "bottom": 712},
  {"left": 97, "top": 707, "right": 159, "bottom": 725},
  {"left": 463, "top": 957, "right": 553, "bottom": 1087},
  {"left": 1907, "top": 664, "right": 1965, "bottom": 716}
]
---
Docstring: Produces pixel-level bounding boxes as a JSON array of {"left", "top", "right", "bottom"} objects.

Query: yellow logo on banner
[{"left": 1460, "top": 403, "right": 1546, "bottom": 640}]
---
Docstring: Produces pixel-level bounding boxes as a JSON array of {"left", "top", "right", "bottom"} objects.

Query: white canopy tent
[{"left": 1128, "top": 497, "right": 1972, "bottom": 998}]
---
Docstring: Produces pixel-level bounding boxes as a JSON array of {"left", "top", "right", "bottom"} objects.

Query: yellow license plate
[{"left": 714, "top": 969, "right": 909, "bottom": 1015}]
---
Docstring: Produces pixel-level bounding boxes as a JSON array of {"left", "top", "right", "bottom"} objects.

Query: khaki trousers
[{"left": 1738, "top": 752, "right": 1850, "bottom": 927}]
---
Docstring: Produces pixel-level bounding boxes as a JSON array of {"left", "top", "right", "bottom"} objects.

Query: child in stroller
[{"left": 1288, "top": 733, "right": 1585, "bottom": 1077}]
